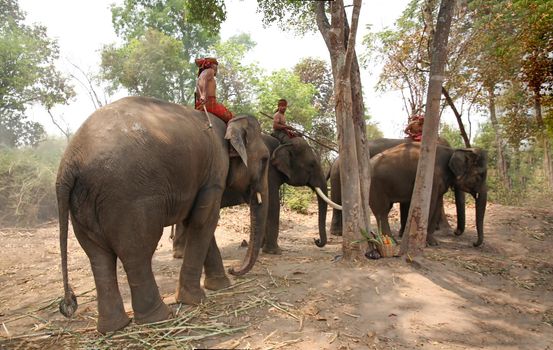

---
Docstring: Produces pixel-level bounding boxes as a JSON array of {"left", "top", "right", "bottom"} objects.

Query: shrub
[
  {"left": 281, "top": 185, "right": 312, "bottom": 214},
  {"left": 0, "top": 138, "right": 66, "bottom": 227}
]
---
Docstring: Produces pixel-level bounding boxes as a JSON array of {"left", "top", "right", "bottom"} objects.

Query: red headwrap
[
  {"left": 277, "top": 99, "right": 288, "bottom": 107},
  {"left": 195, "top": 57, "right": 218, "bottom": 69}
]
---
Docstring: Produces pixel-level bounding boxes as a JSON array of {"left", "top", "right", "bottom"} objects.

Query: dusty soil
[{"left": 1, "top": 200, "right": 553, "bottom": 349}]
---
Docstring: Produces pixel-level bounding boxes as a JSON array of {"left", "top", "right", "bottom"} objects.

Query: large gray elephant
[
  {"left": 329, "top": 138, "right": 465, "bottom": 237},
  {"left": 172, "top": 134, "right": 339, "bottom": 257},
  {"left": 56, "top": 96, "right": 269, "bottom": 333},
  {"left": 368, "top": 143, "right": 487, "bottom": 246}
]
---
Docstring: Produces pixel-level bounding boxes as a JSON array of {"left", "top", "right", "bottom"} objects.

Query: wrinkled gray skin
[
  {"left": 329, "top": 138, "right": 465, "bottom": 237},
  {"left": 367, "top": 143, "right": 487, "bottom": 246},
  {"left": 56, "top": 96, "right": 269, "bottom": 334},
  {"left": 173, "top": 134, "right": 329, "bottom": 257}
]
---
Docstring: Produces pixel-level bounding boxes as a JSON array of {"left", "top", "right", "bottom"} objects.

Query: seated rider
[
  {"left": 405, "top": 114, "right": 424, "bottom": 141},
  {"left": 195, "top": 57, "right": 233, "bottom": 123},
  {"left": 271, "top": 99, "right": 298, "bottom": 143}
]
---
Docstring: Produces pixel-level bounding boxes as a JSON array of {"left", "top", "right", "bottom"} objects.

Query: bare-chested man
[
  {"left": 195, "top": 57, "right": 233, "bottom": 123},
  {"left": 404, "top": 114, "right": 424, "bottom": 141},
  {"left": 271, "top": 99, "right": 298, "bottom": 143}
]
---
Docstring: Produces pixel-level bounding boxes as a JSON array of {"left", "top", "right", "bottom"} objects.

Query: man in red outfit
[
  {"left": 195, "top": 57, "right": 233, "bottom": 123},
  {"left": 405, "top": 114, "right": 424, "bottom": 141}
]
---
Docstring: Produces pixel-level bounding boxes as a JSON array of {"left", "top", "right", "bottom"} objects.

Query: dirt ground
[{"left": 1, "top": 200, "right": 553, "bottom": 349}]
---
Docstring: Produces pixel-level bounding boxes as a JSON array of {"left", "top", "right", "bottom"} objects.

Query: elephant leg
[
  {"left": 121, "top": 252, "right": 172, "bottom": 325},
  {"left": 177, "top": 187, "right": 222, "bottom": 305},
  {"left": 398, "top": 202, "right": 409, "bottom": 238},
  {"left": 426, "top": 195, "right": 443, "bottom": 246},
  {"left": 330, "top": 208, "right": 343, "bottom": 236},
  {"left": 263, "top": 181, "right": 282, "bottom": 254},
  {"left": 373, "top": 204, "right": 393, "bottom": 237},
  {"left": 172, "top": 223, "right": 186, "bottom": 259},
  {"left": 74, "top": 225, "right": 130, "bottom": 333},
  {"left": 203, "top": 237, "right": 231, "bottom": 290},
  {"left": 437, "top": 200, "right": 452, "bottom": 232}
]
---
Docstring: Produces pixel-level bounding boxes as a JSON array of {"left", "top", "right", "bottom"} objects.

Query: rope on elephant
[{"left": 259, "top": 111, "right": 338, "bottom": 152}]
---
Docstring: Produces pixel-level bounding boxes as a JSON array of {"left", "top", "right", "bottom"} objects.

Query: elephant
[
  {"left": 368, "top": 142, "right": 487, "bottom": 246},
  {"left": 56, "top": 96, "right": 270, "bottom": 333},
  {"left": 172, "top": 134, "right": 340, "bottom": 257},
  {"left": 329, "top": 137, "right": 465, "bottom": 237}
]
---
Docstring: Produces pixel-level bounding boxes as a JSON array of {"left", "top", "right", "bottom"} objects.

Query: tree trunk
[
  {"left": 400, "top": 0, "right": 455, "bottom": 257},
  {"left": 533, "top": 91, "right": 553, "bottom": 189},
  {"left": 315, "top": 0, "right": 368, "bottom": 259},
  {"left": 487, "top": 84, "right": 510, "bottom": 190}
]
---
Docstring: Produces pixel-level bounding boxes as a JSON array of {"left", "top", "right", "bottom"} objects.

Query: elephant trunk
[
  {"left": 228, "top": 188, "right": 268, "bottom": 276},
  {"left": 453, "top": 187, "right": 466, "bottom": 236},
  {"left": 473, "top": 188, "right": 487, "bottom": 247},
  {"left": 313, "top": 186, "right": 328, "bottom": 247}
]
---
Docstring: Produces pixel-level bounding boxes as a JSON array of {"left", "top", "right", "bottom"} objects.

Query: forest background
[{"left": 1, "top": 0, "right": 552, "bottom": 227}]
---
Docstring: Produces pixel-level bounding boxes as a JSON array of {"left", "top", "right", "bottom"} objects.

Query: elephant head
[
  {"left": 225, "top": 115, "right": 270, "bottom": 275},
  {"left": 448, "top": 148, "right": 488, "bottom": 247},
  {"left": 270, "top": 137, "right": 340, "bottom": 248}
]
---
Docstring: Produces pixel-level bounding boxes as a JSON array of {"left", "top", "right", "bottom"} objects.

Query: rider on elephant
[
  {"left": 271, "top": 99, "right": 299, "bottom": 143},
  {"left": 195, "top": 57, "right": 233, "bottom": 123},
  {"left": 405, "top": 114, "right": 424, "bottom": 141}
]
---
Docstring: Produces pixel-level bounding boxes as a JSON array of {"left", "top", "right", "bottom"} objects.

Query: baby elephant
[{"left": 370, "top": 143, "right": 487, "bottom": 246}]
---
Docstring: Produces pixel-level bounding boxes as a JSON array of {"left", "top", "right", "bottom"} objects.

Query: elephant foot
[
  {"left": 426, "top": 235, "right": 439, "bottom": 246},
  {"left": 176, "top": 285, "right": 206, "bottom": 305},
  {"left": 134, "top": 301, "right": 172, "bottom": 326},
  {"left": 204, "top": 275, "right": 231, "bottom": 291},
  {"left": 262, "top": 245, "right": 282, "bottom": 255},
  {"left": 330, "top": 229, "right": 342, "bottom": 236},
  {"left": 454, "top": 228, "right": 464, "bottom": 236},
  {"left": 172, "top": 248, "right": 184, "bottom": 259},
  {"left": 97, "top": 312, "right": 131, "bottom": 334}
]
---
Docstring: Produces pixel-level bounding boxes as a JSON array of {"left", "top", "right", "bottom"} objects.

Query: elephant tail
[{"left": 56, "top": 165, "right": 78, "bottom": 318}]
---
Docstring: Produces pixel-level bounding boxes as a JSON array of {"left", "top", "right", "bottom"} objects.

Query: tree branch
[
  {"left": 441, "top": 86, "right": 471, "bottom": 147},
  {"left": 47, "top": 109, "right": 71, "bottom": 140}
]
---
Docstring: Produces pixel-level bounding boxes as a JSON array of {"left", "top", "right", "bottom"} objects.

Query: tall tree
[
  {"left": 0, "top": 0, "right": 74, "bottom": 147},
  {"left": 101, "top": 0, "right": 226, "bottom": 104},
  {"left": 400, "top": 0, "right": 455, "bottom": 256},
  {"left": 294, "top": 57, "right": 336, "bottom": 163},
  {"left": 257, "top": 1, "right": 370, "bottom": 259},
  {"left": 212, "top": 34, "right": 262, "bottom": 114}
]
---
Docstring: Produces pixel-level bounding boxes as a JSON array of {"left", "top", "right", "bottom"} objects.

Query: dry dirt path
[{"left": 1, "top": 202, "right": 552, "bottom": 349}]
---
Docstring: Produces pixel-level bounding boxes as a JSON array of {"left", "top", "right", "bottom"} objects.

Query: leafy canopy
[
  {"left": 0, "top": 0, "right": 74, "bottom": 147},
  {"left": 101, "top": 0, "right": 226, "bottom": 104}
]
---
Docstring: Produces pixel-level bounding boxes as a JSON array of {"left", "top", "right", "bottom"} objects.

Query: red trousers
[{"left": 195, "top": 97, "right": 233, "bottom": 123}]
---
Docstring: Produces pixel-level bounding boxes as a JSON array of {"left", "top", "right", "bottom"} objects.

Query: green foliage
[
  {"left": 439, "top": 123, "right": 464, "bottom": 148},
  {"left": 281, "top": 185, "right": 312, "bottom": 214},
  {"left": 0, "top": 0, "right": 75, "bottom": 147},
  {"left": 102, "top": 0, "right": 224, "bottom": 104},
  {"left": 101, "top": 29, "right": 186, "bottom": 101},
  {"left": 255, "top": 0, "right": 315, "bottom": 35},
  {"left": 257, "top": 69, "right": 317, "bottom": 132},
  {"left": 0, "top": 137, "right": 66, "bottom": 226},
  {"left": 473, "top": 122, "right": 552, "bottom": 206},
  {"left": 293, "top": 57, "right": 337, "bottom": 163},
  {"left": 212, "top": 34, "right": 263, "bottom": 114},
  {"left": 366, "top": 119, "right": 384, "bottom": 140}
]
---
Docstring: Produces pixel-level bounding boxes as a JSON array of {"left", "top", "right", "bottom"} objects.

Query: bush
[
  {"left": 281, "top": 185, "right": 313, "bottom": 214},
  {"left": 0, "top": 138, "right": 66, "bottom": 227}
]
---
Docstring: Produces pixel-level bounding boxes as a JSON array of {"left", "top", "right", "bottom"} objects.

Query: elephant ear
[
  {"left": 225, "top": 126, "right": 248, "bottom": 167},
  {"left": 449, "top": 149, "right": 478, "bottom": 177},
  {"left": 271, "top": 143, "right": 294, "bottom": 179}
]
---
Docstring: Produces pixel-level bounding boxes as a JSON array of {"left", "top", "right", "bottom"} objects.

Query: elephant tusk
[
  {"left": 315, "top": 187, "right": 342, "bottom": 210},
  {"left": 256, "top": 192, "right": 262, "bottom": 204}
]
